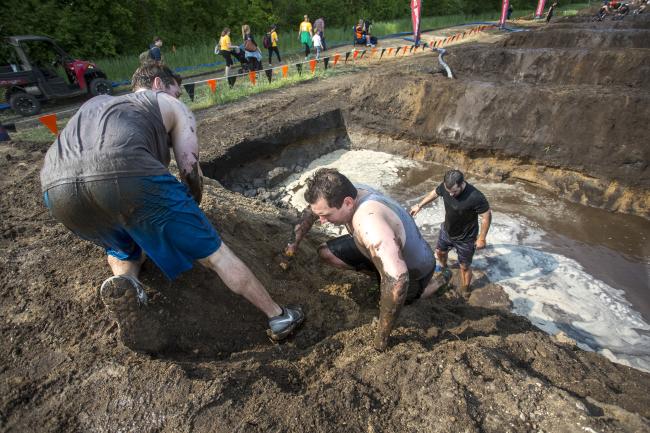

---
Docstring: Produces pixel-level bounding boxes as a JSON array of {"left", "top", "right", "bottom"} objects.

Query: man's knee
[{"left": 460, "top": 263, "right": 471, "bottom": 271}]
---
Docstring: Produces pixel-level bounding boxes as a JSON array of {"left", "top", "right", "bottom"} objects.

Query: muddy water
[{"left": 279, "top": 149, "right": 650, "bottom": 372}]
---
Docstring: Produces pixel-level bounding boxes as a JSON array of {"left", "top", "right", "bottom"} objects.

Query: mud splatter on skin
[
  {"left": 369, "top": 237, "right": 408, "bottom": 351},
  {"left": 291, "top": 207, "right": 318, "bottom": 245},
  {"left": 182, "top": 156, "right": 203, "bottom": 204}
]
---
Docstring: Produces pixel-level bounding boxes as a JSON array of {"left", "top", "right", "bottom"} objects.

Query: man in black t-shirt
[{"left": 410, "top": 169, "right": 492, "bottom": 296}]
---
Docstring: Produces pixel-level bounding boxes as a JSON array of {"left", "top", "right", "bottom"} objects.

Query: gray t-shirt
[
  {"left": 356, "top": 186, "right": 435, "bottom": 280},
  {"left": 40, "top": 91, "right": 171, "bottom": 191}
]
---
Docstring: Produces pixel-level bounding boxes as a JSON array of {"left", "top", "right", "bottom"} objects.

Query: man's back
[
  {"left": 354, "top": 188, "right": 434, "bottom": 280},
  {"left": 41, "top": 91, "right": 171, "bottom": 191}
]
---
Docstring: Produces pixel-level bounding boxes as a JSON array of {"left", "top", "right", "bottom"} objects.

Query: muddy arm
[
  {"left": 285, "top": 207, "right": 318, "bottom": 256},
  {"left": 374, "top": 268, "right": 409, "bottom": 351},
  {"left": 359, "top": 214, "right": 409, "bottom": 351},
  {"left": 166, "top": 97, "right": 203, "bottom": 204}
]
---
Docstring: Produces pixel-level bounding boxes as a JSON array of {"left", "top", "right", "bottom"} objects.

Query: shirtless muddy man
[{"left": 286, "top": 168, "right": 451, "bottom": 351}]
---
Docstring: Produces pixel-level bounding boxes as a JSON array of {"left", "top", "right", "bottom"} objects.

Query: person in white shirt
[{"left": 312, "top": 32, "right": 322, "bottom": 60}]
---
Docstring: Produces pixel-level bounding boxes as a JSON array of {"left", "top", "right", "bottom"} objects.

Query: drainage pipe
[{"left": 434, "top": 48, "right": 454, "bottom": 79}]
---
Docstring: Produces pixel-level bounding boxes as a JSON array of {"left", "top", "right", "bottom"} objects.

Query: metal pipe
[{"left": 434, "top": 48, "right": 454, "bottom": 79}]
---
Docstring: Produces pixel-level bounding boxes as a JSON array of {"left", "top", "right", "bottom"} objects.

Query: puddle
[{"left": 278, "top": 149, "right": 650, "bottom": 372}]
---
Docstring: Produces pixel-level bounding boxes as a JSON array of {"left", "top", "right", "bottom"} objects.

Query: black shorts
[
  {"left": 326, "top": 235, "right": 435, "bottom": 304},
  {"left": 221, "top": 50, "right": 234, "bottom": 66},
  {"left": 436, "top": 224, "right": 476, "bottom": 266}
]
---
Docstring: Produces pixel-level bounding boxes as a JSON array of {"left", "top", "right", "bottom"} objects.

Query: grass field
[{"left": 96, "top": 3, "right": 589, "bottom": 83}]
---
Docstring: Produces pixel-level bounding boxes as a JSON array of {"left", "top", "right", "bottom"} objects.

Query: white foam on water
[{"left": 279, "top": 150, "right": 650, "bottom": 372}]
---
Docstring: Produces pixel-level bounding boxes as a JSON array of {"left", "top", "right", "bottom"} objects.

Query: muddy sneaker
[
  {"left": 434, "top": 268, "right": 454, "bottom": 297},
  {"left": 100, "top": 275, "right": 166, "bottom": 353},
  {"left": 267, "top": 305, "right": 305, "bottom": 341}
]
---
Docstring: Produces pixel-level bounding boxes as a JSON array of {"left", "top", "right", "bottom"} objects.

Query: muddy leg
[
  {"left": 420, "top": 269, "right": 453, "bottom": 299},
  {"left": 107, "top": 253, "right": 146, "bottom": 278},
  {"left": 436, "top": 249, "right": 448, "bottom": 269},
  {"left": 459, "top": 263, "right": 472, "bottom": 297},
  {"left": 317, "top": 243, "right": 356, "bottom": 270},
  {"left": 199, "top": 242, "right": 283, "bottom": 318}
]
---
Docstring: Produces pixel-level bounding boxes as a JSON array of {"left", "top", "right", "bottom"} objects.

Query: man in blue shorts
[
  {"left": 410, "top": 169, "right": 492, "bottom": 297},
  {"left": 40, "top": 63, "right": 303, "bottom": 353}
]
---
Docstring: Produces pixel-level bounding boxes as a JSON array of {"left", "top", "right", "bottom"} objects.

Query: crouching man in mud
[
  {"left": 284, "top": 168, "right": 452, "bottom": 351},
  {"left": 39, "top": 63, "right": 303, "bottom": 353},
  {"left": 410, "top": 169, "right": 491, "bottom": 297}
]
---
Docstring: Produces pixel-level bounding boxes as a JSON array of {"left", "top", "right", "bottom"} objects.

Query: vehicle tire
[
  {"left": 89, "top": 78, "right": 113, "bottom": 96},
  {"left": 9, "top": 92, "right": 41, "bottom": 117}
]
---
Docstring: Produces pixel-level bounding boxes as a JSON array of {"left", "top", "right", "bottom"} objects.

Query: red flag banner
[
  {"left": 353, "top": 50, "right": 359, "bottom": 60},
  {"left": 309, "top": 59, "right": 317, "bottom": 73},
  {"left": 248, "top": 71, "right": 256, "bottom": 85},
  {"left": 333, "top": 53, "right": 341, "bottom": 66},
  {"left": 403, "top": 45, "right": 408, "bottom": 55},
  {"left": 499, "top": 0, "right": 510, "bottom": 27},
  {"left": 281, "top": 65, "right": 288, "bottom": 78},
  {"left": 371, "top": 48, "right": 377, "bottom": 58},
  {"left": 535, "top": 0, "right": 547, "bottom": 18},
  {"left": 411, "top": 0, "right": 422, "bottom": 46},
  {"left": 39, "top": 114, "right": 58, "bottom": 135},
  {"left": 207, "top": 79, "right": 216, "bottom": 93},
  {"left": 387, "top": 47, "right": 393, "bottom": 55}
]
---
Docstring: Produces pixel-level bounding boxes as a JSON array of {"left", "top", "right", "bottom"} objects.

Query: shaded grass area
[{"left": 96, "top": 4, "right": 588, "bottom": 83}]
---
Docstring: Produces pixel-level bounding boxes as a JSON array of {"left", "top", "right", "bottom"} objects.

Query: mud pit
[{"left": 2, "top": 12, "right": 650, "bottom": 433}]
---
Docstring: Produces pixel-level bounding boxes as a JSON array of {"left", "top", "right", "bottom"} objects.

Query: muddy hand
[
  {"left": 278, "top": 244, "right": 296, "bottom": 270},
  {"left": 475, "top": 238, "right": 486, "bottom": 250},
  {"left": 409, "top": 204, "right": 421, "bottom": 216}
]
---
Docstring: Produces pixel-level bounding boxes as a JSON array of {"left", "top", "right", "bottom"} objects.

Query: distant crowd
[{"left": 140, "top": 15, "right": 379, "bottom": 83}]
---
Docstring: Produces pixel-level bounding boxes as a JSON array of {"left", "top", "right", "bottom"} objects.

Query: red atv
[{"left": 0, "top": 35, "right": 112, "bottom": 116}]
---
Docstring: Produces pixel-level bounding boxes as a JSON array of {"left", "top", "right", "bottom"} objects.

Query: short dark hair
[
  {"left": 131, "top": 63, "right": 181, "bottom": 91},
  {"left": 443, "top": 169, "right": 464, "bottom": 189},
  {"left": 304, "top": 168, "right": 357, "bottom": 208},
  {"left": 153, "top": 36, "right": 162, "bottom": 43}
]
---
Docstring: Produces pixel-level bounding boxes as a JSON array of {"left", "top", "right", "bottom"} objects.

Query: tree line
[{"left": 2, "top": 0, "right": 549, "bottom": 59}]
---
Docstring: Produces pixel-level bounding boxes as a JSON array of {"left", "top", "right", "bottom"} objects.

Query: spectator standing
[
  {"left": 242, "top": 24, "right": 263, "bottom": 71},
  {"left": 299, "top": 15, "right": 313, "bottom": 60},
  {"left": 267, "top": 25, "right": 281, "bottom": 66},
  {"left": 217, "top": 28, "right": 235, "bottom": 78},
  {"left": 314, "top": 17, "right": 326, "bottom": 50},
  {"left": 149, "top": 37, "right": 163, "bottom": 63},
  {"left": 312, "top": 31, "right": 323, "bottom": 60}
]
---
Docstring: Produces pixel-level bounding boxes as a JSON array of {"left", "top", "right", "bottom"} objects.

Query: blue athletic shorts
[
  {"left": 44, "top": 174, "right": 222, "bottom": 280},
  {"left": 436, "top": 224, "right": 476, "bottom": 266}
]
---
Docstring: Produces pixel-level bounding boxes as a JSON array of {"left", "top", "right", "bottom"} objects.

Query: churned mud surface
[{"left": 2, "top": 11, "right": 650, "bottom": 433}]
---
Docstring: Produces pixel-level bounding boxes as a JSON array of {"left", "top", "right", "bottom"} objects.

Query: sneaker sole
[{"left": 100, "top": 277, "right": 166, "bottom": 353}]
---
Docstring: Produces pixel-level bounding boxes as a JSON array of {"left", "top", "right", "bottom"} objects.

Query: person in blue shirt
[{"left": 149, "top": 36, "right": 163, "bottom": 63}]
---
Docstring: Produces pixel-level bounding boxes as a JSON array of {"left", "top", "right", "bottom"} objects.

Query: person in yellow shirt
[
  {"left": 298, "top": 15, "right": 313, "bottom": 60},
  {"left": 267, "top": 25, "right": 281, "bottom": 65},
  {"left": 217, "top": 28, "right": 235, "bottom": 78}
]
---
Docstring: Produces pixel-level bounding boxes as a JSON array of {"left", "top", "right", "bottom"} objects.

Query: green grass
[{"left": 95, "top": 3, "right": 588, "bottom": 83}]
